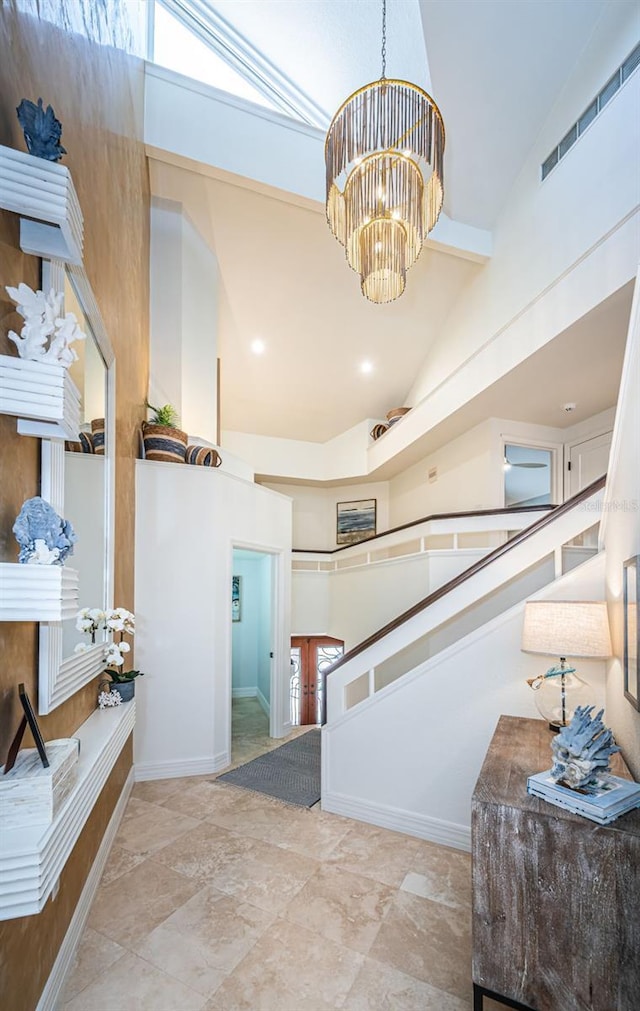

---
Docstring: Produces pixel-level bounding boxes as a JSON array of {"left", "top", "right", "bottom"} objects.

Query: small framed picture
[
  {"left": 336, "top": 499, "right": 376, "bottom": 546},
  {"left": 232, "top": 575, "right": 241, "bottom": 622},
  {"left": 623, "top": 556, "right": 639, "bottom": 710}
]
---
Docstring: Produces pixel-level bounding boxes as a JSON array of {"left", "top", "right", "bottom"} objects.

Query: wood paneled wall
[{"left": 0, "top": 3, "right": 149, "bottom": 1006}]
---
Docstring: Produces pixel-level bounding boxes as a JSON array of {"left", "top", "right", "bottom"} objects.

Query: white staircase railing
[{"left": 324, "top": 477, "right": 605, "bottom": 724}]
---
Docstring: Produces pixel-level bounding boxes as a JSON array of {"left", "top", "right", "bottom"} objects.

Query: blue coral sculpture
[
  {"left": 13, "top": 497, "right": 76, "bottom": 565},
  {"left": 16, "top": 98, "right": 66, "bottom": 162}
]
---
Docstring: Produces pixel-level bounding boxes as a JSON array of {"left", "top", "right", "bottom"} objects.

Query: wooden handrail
[
  {"left": 293, "top": 503, "right": 556, "bottom": 556},
  {"left": 321, "top": 474, "right": 606, "bottom": 723}
]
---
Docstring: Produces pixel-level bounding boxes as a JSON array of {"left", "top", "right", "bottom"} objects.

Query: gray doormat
[{"left": 217, "top": 729, "right": 321, "bottom": 807}]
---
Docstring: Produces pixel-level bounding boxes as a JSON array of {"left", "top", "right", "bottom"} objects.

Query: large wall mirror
[{"left": 38, "top": 260, "right": 115, "bottom": 714}]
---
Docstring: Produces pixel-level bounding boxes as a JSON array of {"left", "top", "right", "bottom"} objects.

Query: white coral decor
[
  {"left": 98, "top": 689, "right": 122, "bottom": 709},
  {"left": 5, "top": 282, "right": 86, "bottom": 367}
]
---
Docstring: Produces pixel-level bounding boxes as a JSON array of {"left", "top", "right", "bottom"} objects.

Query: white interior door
[{"left": 567, "top": 432, "right": 612, "bottom": 497}]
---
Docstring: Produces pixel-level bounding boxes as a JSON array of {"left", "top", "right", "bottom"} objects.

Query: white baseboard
[
  {"left": 37, "top": 768, "right": 134, "bottom": 1011},
  {"left": 256, "top": 687, "right": 270, "bottom": 718},
  {"left": 232, "top": 687, "right": 257, "bottom": 699},
  {"left": 321, "top": 790, "right": 471, "bottom": 852},
  {"left": 134, "top": 752, "right": 229, "bottom": 782}
]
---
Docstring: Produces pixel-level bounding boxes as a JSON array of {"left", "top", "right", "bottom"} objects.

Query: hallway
[{"left": 56, "top": 720, "right": 495, "bottom": 1010}]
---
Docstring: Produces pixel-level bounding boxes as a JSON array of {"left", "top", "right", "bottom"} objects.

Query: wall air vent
[{"left": 541, "top": 41, "right": 640, "bottom": 181}]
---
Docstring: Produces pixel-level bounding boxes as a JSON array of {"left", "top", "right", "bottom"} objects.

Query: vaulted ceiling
[{"left": 150, "top": 0, "right": 628, "bottom": 445}]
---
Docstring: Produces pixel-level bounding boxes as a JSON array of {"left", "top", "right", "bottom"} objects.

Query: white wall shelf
[
  {"left": 0, "top": 145, "right": 84, "bottom": 264},
  {"left": 0, "top": 563, "right": 79, "bottom": 622},
  {"left": 0, "top": 701, "right": 135, "bottom": 920},
  {"left": 0, "top": 354, "right": 81, "bottom": 441}
]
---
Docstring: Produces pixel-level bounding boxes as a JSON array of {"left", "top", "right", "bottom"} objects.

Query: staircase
[{"left": 320, "top": 476, "right": 606, "bottom": 850}]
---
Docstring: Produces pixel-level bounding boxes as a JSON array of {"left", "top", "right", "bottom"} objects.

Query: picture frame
[
  {"left": 3, "top": 683, "right": 50, "bottom": 774},
  {"left": 232, "top": 575, "right": 241, "bottom": 622},
  {"left": 623, "top": 555, "right": 639, "bottom": 711},
  {"left": 336, "top": 498, "right": 377, "bottom": 546}
]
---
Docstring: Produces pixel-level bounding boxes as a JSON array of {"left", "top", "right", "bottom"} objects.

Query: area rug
[{"left": 217, "top": 729, "right": 321, "bottom": 807}]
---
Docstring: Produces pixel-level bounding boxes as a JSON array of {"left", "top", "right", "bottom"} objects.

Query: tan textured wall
[{"left": 0, "top": 2, "right": 149, "bottom": 1006}]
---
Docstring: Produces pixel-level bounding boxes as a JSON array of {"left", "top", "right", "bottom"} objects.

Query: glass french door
[{"left": 290, "top": 636, "right": 344, "bottom": 725}]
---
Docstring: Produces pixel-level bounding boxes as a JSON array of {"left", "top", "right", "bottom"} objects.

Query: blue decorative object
[
  {"left": 13, "top": 497, "right": 76, "bottom": 565},
  {"left": 16, "top": 98, "right": 66, "bottom": 162},
  {"left": 550, "top": 705, "right": 620, "bottom": 792}
]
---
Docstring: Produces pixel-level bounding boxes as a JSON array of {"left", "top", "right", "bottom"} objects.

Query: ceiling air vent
[{"left": 541, "top": 40, "right": 640, "bottom": 182}]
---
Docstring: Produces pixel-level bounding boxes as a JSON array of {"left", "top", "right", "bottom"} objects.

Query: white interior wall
[
  {"left": 263, "top": 480, "right": 390, "bottom": 550},
  {"left": 602, "top": 272, "right": 640, "bottom": 778},
  {"left": 407, "top": 10, "right": 639, "bottom": 411},
  {"left": 388, "top": 420, "right": 495, "bottom": 527},
  {"left": 134, "top": 462, "right": 292, "bottom": 779},
  {"left": 181, "top": 213, "right": 219, "bottom": 444},
  {"left": 387, "top": 410, "right": 615, "bottom": 528},
  {"left": 149, "top": 196, "right": 219, "bottom": 443},
  {"left": 149, "top": 197, "right": 183, "bottom": 413}
]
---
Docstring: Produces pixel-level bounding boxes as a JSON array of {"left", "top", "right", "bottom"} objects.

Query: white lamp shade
[{"left": 521, "top": 600, "right": 612, "bottom": 659}]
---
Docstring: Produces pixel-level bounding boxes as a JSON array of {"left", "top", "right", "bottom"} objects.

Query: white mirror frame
[{"left": 36, "top": 258, "right": 115, "bottom": 714}]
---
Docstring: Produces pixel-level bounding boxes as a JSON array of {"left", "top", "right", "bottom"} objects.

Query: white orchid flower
[
  {"left": 74, "top": 643, "right": 90, "bottom": 655},
  {"left": 105, "top": 643, "right": 125, "bottom": 666},
  {"left": 118, "top": 641, "right": 131, "bottom": 654},
  {"left": 89, "top": 608, "right": 105, "bottom": 623}
]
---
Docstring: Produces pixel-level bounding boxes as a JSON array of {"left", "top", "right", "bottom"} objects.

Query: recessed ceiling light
[
  {"left": 360, "top": 360, "right": 374, "bottom": 375},
  {"left": 251, "top": 339, "right": 266, "bottom": 355}
]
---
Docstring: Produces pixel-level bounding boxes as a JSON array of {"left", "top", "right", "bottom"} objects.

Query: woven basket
[
  {"left": 370, "top": 423, "right": 388, "bottom": 441},
  {"left": 91, "top": 417, "right": 105, "bottom": 454},
  {"left": 142, "top": 422, "right": 187, "bottom": 463},
  {"left": 65, "top": 431, "right": 94, "bottom": 454},
  {"left": 386, "top": 407, "right": 410, "bottom": 425},
  {"left": 186, "top": 445, "right": 222, "bottom": 467}
]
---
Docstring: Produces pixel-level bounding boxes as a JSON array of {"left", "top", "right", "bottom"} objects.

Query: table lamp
[{"left": 521, "top": 600, "right": 612, "bottom": 730}]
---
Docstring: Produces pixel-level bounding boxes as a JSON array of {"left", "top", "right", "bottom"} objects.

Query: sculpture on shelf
[
  {"left": 16, "top": 97, "right": 66, "bottom": 162},
  {"left": 13, "top": 497, "right": 76, "bottom": 565},
  {"left": 550, "top": 705, "right": 620, "bottom": 792},
  {"left": 5, "top": 283, "right": 86, "bottom": 367}
]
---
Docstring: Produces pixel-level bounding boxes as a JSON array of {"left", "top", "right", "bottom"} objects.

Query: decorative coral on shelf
[{"left": 5, "top": 283, "right": 86, "bottom": 367}]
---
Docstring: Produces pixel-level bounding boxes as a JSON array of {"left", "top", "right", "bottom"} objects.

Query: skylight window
[{"left": 151, "top": 2, "right": 279, "bottom": 112}]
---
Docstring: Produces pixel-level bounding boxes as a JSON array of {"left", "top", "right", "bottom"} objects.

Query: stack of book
[{"left": 527, "top": 770, "right": 640, "bottom": 825}]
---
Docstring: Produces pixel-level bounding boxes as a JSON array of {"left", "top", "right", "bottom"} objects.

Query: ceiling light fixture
[
  {"left": 360, "top": 360, "right": 374, "bottom": 374},
  {"left": 325, "top": 0, "right": 445, "bottom": 304},
  {"left": 250, "top": 338, "right": 266, "bottom": 355}
]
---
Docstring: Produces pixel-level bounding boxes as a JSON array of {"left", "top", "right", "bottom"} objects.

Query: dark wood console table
[{"left": 471, "top": 716, "right": 640, "bottom": 1011}]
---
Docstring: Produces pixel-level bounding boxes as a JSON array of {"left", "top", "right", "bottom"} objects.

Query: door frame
[
  {"left": 500, "top": 435, "right": 563, "bottom": 508},
  {"left": 564, "top": 428, "right": 613, "bottom": 500},
  {"left": 227, "top": 541, "right": 289, "bottom": 758}
]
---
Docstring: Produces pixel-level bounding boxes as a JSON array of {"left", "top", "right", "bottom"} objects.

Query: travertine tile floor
[{"left": 58, "top": 701, "right": 501, "bottom": 1010}]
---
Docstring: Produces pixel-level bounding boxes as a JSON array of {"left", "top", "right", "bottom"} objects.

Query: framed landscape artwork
[
  {"left": 336, "top": 499, "right": 377, "bottom": 546},
  {"left": 232, "top": 575, "right": 241, "bottom": 622},
  {"left": 623, "top": 555, "right": 639, "bottom": 710}
]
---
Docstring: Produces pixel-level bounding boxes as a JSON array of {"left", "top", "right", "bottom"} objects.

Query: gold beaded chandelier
[{"left": 325, "top": 0, "right": 445, "bottom": 304}]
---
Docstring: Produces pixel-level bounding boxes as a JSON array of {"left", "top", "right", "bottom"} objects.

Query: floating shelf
[
  {"left": 0, "top": 145, "right": 83, "bottom": 264},
  {"left": 0, "top": 702, "right": 135, "bottom": 920},
  {"left": 0, "top": 563, "right": 79, "bottom": 622},
  {"left": 0, "top": 354, "right": 81, "bottom": 440}
]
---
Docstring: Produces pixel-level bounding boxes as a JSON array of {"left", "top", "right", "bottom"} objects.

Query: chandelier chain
[{"left": 381, "top": 0, "right": 387, "bottom": 79}]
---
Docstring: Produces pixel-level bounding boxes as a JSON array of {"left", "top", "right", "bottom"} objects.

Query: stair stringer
[{"left": 321, "top": 552, "right": 606, "bottom": 851}]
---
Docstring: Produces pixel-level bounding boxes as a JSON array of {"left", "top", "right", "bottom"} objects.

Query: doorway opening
[
  {"left": 230, "top": 547, "right": 275, "bottom": 761},
  {"left": 290, "top": 636, "right": 345, "bottom": 726},
  {"left": 503, "top": 442, "right": 555, "bottom": 508}
]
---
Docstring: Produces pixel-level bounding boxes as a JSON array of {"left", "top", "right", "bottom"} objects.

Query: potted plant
[
  {"left": 142, "top": 401, "right": 188, "bottom": 462},
  {"left": 76, "top": 606, "right": 145, "bottom": 703}
]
